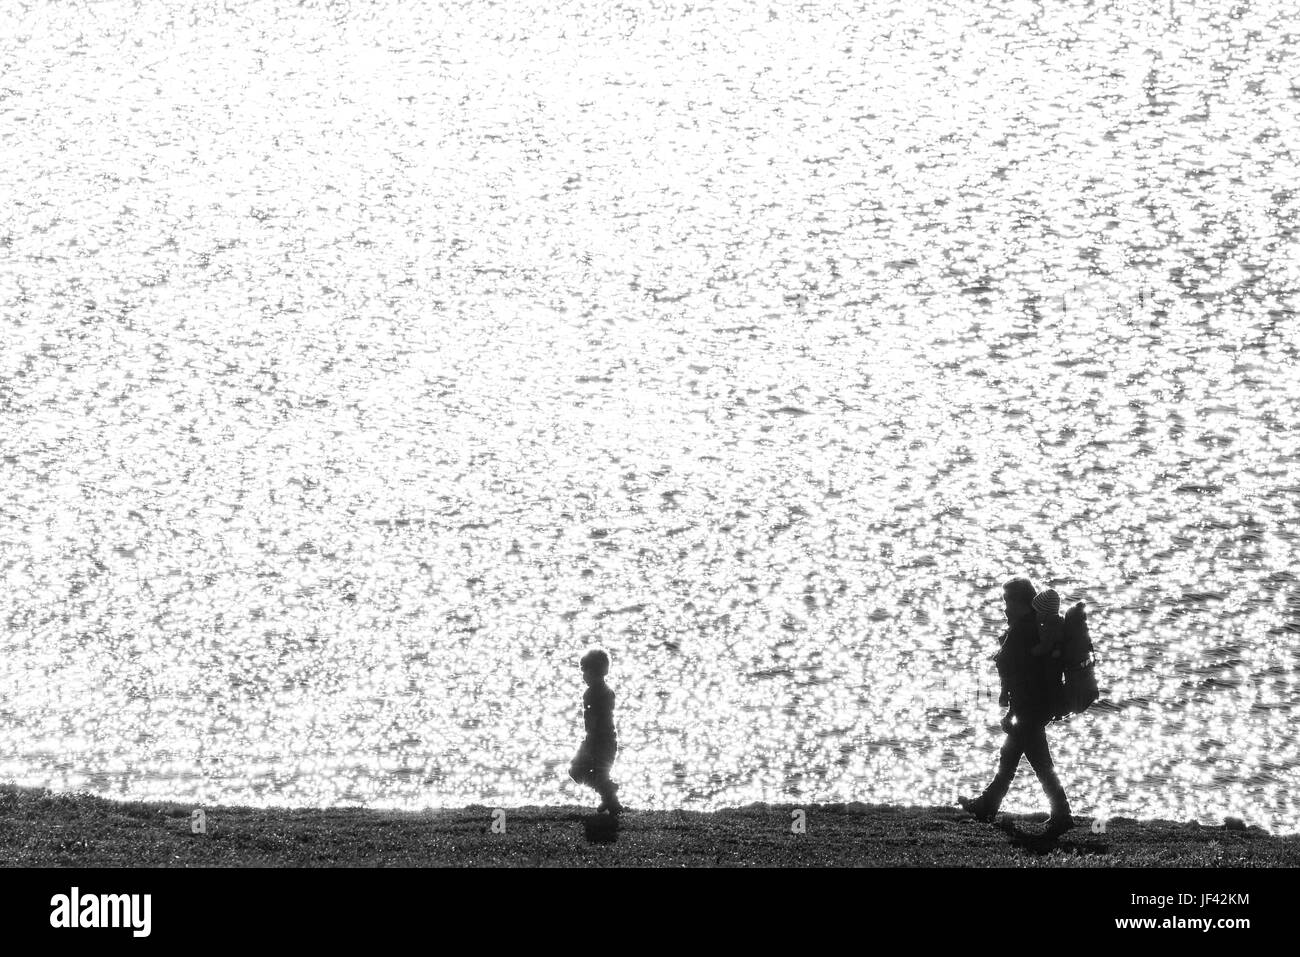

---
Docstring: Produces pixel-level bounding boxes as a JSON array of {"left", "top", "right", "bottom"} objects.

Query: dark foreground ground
[{"left": 2, "top": 785, "right": 1295, "bottom": 866}]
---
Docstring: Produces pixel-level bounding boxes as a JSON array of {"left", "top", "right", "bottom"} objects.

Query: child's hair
[{"left": 580, "top": 648, "right": 611, "bottom": 676}]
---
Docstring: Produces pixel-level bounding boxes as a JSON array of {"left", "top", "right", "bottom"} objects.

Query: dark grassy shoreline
[{"left": 2, "top": 785, "right": 1295, "bottom": 867}]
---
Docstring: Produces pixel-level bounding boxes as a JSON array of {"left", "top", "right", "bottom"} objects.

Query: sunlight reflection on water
[{"left": 2, "top": 0, "right": 1298, "bottom": 831}]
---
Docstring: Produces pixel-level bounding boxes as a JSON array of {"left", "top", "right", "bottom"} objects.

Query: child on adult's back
[
  {"left": 569, "top": 648, "right": 622, "bottom": 815},
  {"left": 1030, "top": 588, "right": 1065, "bottom": 660},
  {"left": 1030, "top": 588, "right": 1070, "bottom": 720}
]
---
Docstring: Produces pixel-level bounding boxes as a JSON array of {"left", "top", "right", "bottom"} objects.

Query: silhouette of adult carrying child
[
  {"left": 960, "top": 577, "right": 1074, "bottom": 837},
  {"left": 569, "top": 649, "right": 622, "bottom": 815}
]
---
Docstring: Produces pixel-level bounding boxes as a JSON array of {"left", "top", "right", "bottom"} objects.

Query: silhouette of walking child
[{"left": 569, "top": 649, "right": 622, "bottom": 815}]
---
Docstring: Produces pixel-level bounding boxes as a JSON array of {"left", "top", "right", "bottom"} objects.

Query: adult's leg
[
  {"left": 979, "top": 727, "right": 1027, "bottom": 812},
  {"left": 569, "top": 752, "right": 595, "bottom": 787},
  {"left": 591, "top": 749, "right": 620, "bottom": 811},
  {"left": 592, "top": 773, "right": 619, "bottom": 810},
  {"left": 1019, "top": 721, "right": 1070, "bottom": 818}
]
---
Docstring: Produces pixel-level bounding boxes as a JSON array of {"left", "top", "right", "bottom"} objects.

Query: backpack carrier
[{"left": 1061, "top": 601, "right": 1100, "bottom": 714}]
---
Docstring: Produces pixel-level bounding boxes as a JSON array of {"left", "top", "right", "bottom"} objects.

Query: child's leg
[
  {"left": 592, "top": 749, "right": 620, "bottom": 811},
  {"left": 593, "top": 772, "right": 620, "bottom": 811},
  {"left": 570, "top": 743, "right": 595, "bottom": 787},
  {"left": 570, "top": 760, "right": 597, "bottom": 787}
]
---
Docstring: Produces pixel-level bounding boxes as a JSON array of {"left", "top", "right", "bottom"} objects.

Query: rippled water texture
[{"left": 2, "top": 0, "right": 1298, "bottom": 830}]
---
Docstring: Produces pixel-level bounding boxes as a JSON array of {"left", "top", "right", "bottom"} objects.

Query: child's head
[
  {"left": 580, "top": 648, "right": 611, "bottom": 682},
  {"left": 1031, "top": 588, "right": 1061, "bottom": 619}
]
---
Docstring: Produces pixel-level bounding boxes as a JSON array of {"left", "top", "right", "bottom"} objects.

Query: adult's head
[
  {"left": 1002, "top": 576, "right": 1037, "bottom": 622},
  {"left": 580, "top": 648, "right": 611, "bottom": 679}
]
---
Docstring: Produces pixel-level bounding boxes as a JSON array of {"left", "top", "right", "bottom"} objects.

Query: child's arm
[{"left": 1030, "top": 619, "right": 1063, "bottom": 656}]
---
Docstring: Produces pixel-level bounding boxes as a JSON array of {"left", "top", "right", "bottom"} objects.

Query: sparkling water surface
[{"left": 2, "top": 0, "right": 1299, "bottom": 830}]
